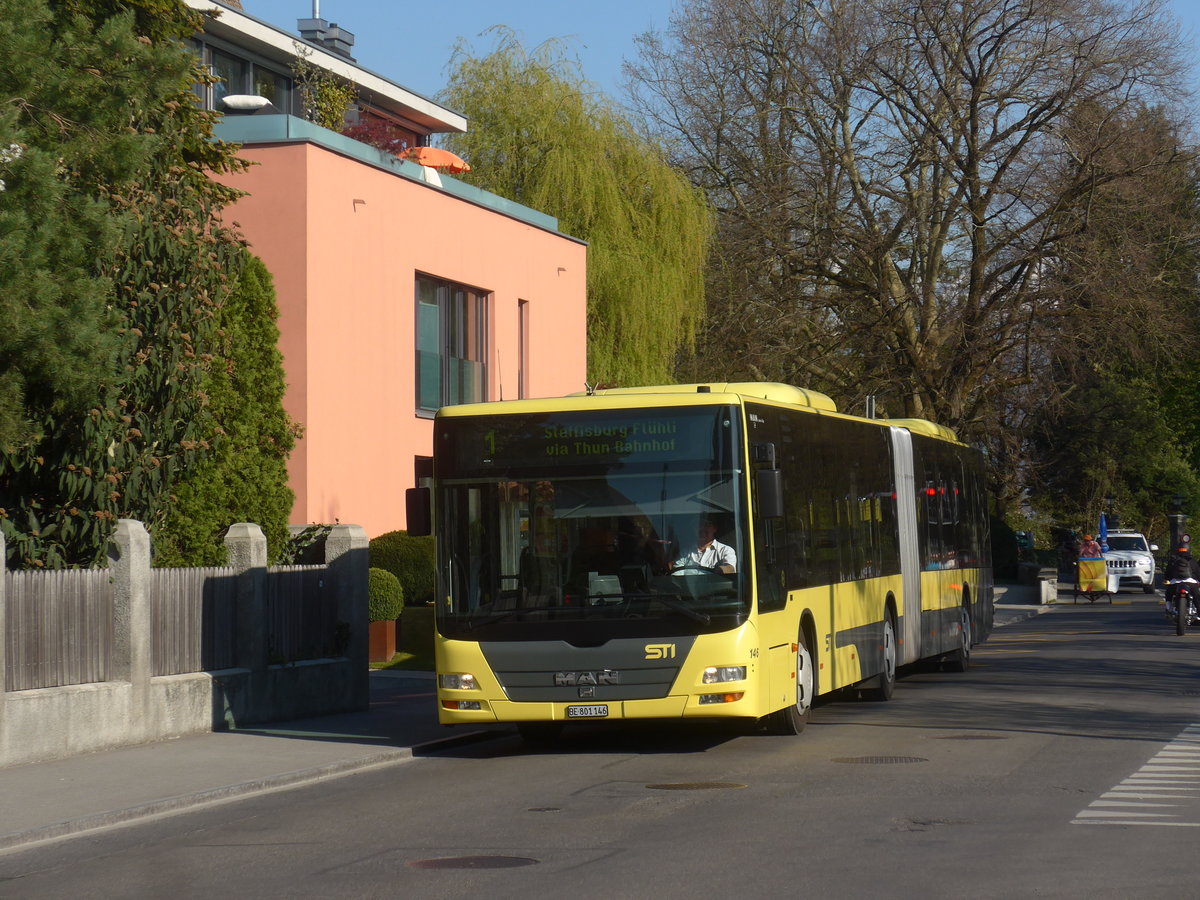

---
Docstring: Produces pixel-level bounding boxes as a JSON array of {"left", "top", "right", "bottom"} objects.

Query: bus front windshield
[{"left": 435, "top": 406, "right": 747, "bottom": 641}]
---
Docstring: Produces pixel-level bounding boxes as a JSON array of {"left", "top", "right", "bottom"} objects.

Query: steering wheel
[{"left": 672, "top": 562, "right": 721, "bottom": 575}]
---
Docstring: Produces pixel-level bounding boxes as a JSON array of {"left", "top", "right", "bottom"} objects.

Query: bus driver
[{"left": 672, "top": 518, "right": 737, "bottom": 574}]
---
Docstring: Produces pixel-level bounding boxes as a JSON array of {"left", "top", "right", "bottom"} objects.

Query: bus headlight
[
  {"left": 702, "top": 666, "right": 746, "bottom": 684},
  {"left": 438, "top": 673, "right": 478, "bottom": 691}
]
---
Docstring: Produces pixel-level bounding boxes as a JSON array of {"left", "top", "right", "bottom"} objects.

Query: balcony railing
[{"left": 214, "top": 114, "right": 562, "bottom": 234}]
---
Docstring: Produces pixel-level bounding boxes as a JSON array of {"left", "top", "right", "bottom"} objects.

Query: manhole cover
[
  {"left": 407, "top": 856, "right": 539, "bottom": 869},
  {"left": 832, "top": 756, "right": 927, "bottom": 764},
  {"left": 936, "top": 734, "right": 1009, "bottom": 741},
  {"left": 645, "top": 782, "right": 747, "bottom": 790}
]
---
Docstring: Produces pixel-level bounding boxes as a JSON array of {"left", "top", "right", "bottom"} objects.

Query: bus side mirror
[
  {"left": 757, "top": 468, "right": 784, "bottom": 519},
  {"left": 406, "top": 487, "right": 431, "bottom": 536}
]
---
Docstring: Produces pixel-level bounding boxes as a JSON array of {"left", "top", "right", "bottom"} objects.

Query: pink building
[{"left": 186, "top": 2, "right": 588, "bottom": 537}]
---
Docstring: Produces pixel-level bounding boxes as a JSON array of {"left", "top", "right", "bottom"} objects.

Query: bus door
[{"left": 889, "top": 426, "right": 921, "bottom": 666}]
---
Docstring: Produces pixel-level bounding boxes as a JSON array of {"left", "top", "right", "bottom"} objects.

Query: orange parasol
[{"left": 402, "top": 146, "right": 471, "bottom": 174}]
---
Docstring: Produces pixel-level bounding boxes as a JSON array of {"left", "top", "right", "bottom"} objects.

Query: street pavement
[{"left": 0, "top": 589, "right": 1094, "bottom": 852}]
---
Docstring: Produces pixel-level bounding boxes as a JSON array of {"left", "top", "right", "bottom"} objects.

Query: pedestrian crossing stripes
[{"left": 1073, "top": 725, "right": 1200, "bottom": 826}]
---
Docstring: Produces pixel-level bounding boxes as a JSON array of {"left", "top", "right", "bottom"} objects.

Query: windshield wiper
[{"left": 647, "top": 593, "right": 711, "bottom": 624}]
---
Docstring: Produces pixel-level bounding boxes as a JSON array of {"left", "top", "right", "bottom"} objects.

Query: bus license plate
[{"left": 566, "top": 704, "right": 609, "bottom": 719}]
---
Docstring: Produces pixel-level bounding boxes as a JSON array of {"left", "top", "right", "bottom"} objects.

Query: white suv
[{"left": 1103, "top": 530, "right": 1158, "bottom": 593}]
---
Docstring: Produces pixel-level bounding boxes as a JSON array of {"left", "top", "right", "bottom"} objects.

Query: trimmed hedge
[
  {"left": 398, "top": 605, "right": 435, "bottom": 664},
  {"left": 370, "top": 530, "right": 436, "bottom": 606},
  {"left": 368, "top": 567, "right": 404, "bottom": 622}
]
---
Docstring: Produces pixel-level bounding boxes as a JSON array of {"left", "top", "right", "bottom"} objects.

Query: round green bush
[
  {"left": 368, "top": 567, "right": 404, "bottom": 622},
  {"left": 370, "top": 530, "right": 436, "bottom": 606}
]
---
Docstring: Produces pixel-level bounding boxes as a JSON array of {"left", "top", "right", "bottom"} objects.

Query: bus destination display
[{"left": 439, "top": 408, "right": 736, "bottom": 473}]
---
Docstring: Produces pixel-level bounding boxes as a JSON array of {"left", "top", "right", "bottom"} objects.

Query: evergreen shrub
[
  {"left": 370, "top": 530, "right": 436, "bottom": 605},
  {"left": 368, "top": 567, "right": 404, "bottom": 622}
]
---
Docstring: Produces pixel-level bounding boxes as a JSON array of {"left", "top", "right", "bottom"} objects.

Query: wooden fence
[
  {"left": 150, "top": 567, "right": 239, "bottom": 677},
  {"left": 4, "top": 569, "right": 114, "bottom": 692},
  {"left": 266, "top": 565, "right": 336, "bottom": 662},
  {"left": 5, "top": 561, "right": 342, "bottom": 691}
]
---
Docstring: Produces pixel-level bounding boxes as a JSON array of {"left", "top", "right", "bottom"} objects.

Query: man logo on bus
[
  {"left": 555, "top": 670, "right": 619, "bottom": 686},
  {"left": 645, "top": 644, "right": 676, "bottom": 660}
]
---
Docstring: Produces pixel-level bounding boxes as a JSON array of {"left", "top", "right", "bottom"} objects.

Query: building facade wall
[{"left": 219, "top": 142, "right": 588, "bottom": 537}]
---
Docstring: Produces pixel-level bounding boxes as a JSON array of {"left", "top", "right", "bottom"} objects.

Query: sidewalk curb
[
  {"left": 0, "top": 747, "right": 416, "bottom": 852},
  {"left": 0, "top": 726, "right": 501, "bottom": 853}
]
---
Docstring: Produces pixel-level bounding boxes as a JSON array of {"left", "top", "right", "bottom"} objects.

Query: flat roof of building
[{"left": 186, "top": 0, "right": 467, "bottom": 134}]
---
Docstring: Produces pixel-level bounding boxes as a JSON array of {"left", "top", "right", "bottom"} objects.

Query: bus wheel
[
  {"left": 517, "top": 722, "right": 564, "bottom": 745},
  {"left": 862, "top": 612, "right": 896, "bottom": 701},
  {"left": 943, "top": 606, "right": 972, "bottom": 672},
  {"left": 764, "top": 630, "right": 815, "bottom": 735}
]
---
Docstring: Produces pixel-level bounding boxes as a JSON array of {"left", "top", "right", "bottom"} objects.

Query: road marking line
[
  {"left": 1074, "top": 723, "right": 1200, "bottom": 827},
  {"left": 1089, "top": 800, "right": 1178, "bottom": 807},
  {"left": 1072, "top": 819, "right": 1200, "bottom": 827},
  {"left": 1104, "top": 792, "right": 1199, "bottom": 799}
]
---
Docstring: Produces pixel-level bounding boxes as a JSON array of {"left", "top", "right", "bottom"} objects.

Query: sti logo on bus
[
  {"left": 645, "top": 644, "right": 676, "bottom": 660},
  {"left": 555, "top": 670, "right": 619, "bottom": 686}
]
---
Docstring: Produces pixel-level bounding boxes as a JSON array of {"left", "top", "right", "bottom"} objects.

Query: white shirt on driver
[{"left": 673, "top": 539, "right": 736, "bottom": 572}]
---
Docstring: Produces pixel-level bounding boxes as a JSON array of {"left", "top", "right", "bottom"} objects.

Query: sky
[
  {"left": 239, "top": 0, "right": 1200, "bottom": 107},
  {"left": 237, "top": 0, "right": 680, "bottom": 103}
]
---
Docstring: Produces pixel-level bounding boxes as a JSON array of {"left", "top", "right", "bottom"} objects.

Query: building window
[
  {"left": 416, "top": 275, "right": 489, "bottom": 413},
  {"left": 211, "top": 48, "right": 249, "bottom": 105},
  {"left": 189, "top": 39, "right": 292, "bottom": 114},
  {"left": 518, "top": 299, "right": 530, "bottom": 399}
]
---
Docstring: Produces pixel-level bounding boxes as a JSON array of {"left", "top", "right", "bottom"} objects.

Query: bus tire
[
  {"left": 862, "top": 611, "right": 897, "bottom": 701},
  {"left": 765, "top": 629, "right": 815, "bottom": 735},
  {"left": 943, "top": 605, "right": 972, "bottom": 672}
]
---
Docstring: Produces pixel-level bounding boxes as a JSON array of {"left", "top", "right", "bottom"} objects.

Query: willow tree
[{"left": 439, "top": 30, "right": 712, "bottom": 387}]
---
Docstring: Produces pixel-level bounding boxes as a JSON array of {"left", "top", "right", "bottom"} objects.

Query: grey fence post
[
  {"left": 225, "top": 523, "right": 268, "bottom": 675},
  {"left": 108, "top": 520, "right": 153, "bottom": 739},
  {"left": 325, "top": 524, "right": 369, "bottom": 709},
  {"left": 1, "top": 531, "right": 7, "bottom": 741}
]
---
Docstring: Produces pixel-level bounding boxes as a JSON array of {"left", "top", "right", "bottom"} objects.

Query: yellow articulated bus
[{"left": 409, "top": 382, "right": 993, "bottom": 739}]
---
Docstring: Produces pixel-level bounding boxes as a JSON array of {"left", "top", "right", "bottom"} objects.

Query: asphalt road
[{"left": 2, "top": 595, "right": 1197, "bottom": 899}]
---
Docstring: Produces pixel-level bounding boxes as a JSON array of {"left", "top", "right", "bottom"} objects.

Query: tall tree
[
  {"left": 1023, "top": 111, "right": 1200, "bottom": 532},
  {"left": 439, "top": 30, "right": 713, "bottom": 387},
  {"left": 0, "top": 0, "right": 260, "bottom": 567},
  {"left": 628, "top": 0, "right": 1189, "bottom": 444},
  {"left": 154, "top": 253, "right": 299, "bottom": 565}
]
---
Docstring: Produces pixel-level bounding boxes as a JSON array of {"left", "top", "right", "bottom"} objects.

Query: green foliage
[
  {"left": 991, "top": 514, "right": 1019, "bottom": 582},
  {"left": 439, "top": 30, "right": 713, "bottom": 386},
  {"left": 0, "top": 0, "right": 250, "bottom": 568},
  {"left": 277, "top": 524, "right": 334, "bottom": 566},
  {"left": 55, "top": 0, "right": 203, "bottom": 43},
  {"left": 368, "top": 567, "right": 404, "bottom": 622},
  {"left": 0, "top": 0, "right": 153, "bottom": 449},
  {"left": 369, "top": 530, "right": 436, "bottom": 606},
  {"left": 292, "top": 45, "right": 356, "bottom": 131},
  {"left": 1028, "top": 369, "right": 1200, "bottom": 539},
  {"left": 153, "top": 253, "right": 298, "bottom": 566}
]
